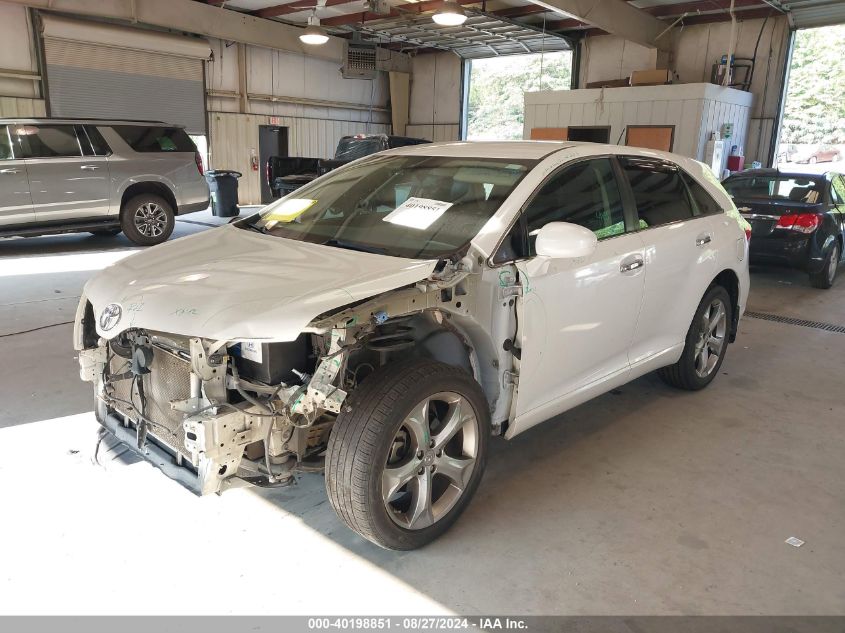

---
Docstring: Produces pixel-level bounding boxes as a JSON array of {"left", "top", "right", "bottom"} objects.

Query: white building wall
[
  {"left": 524, "top": 83, "right": 753, "bottom": 172},
  {"left": 205, "top": 38, "right": 391, "bottom": 203},
  {"left": 577, "top": 16, "right": 790, "bottom": 165},
  {"left": 406, "top": 52, "right": 462, "bottom": 142},
  {"left": 0, "top": 2, "right": 46, "bottom": 116}
]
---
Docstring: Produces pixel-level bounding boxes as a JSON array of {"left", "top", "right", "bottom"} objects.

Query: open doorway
[
  {"left": 464, "top": 50, "right": 573, "bottom": 140},
  {"left": 259, "top": 125, "right": 289, "bottom": 204},
  {"left": 777, "top": 24, "right": 845, "bottom": 173}
]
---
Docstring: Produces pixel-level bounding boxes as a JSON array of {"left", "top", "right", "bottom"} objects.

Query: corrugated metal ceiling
[
  {"left": 783, "top": 0, "right": 845, "bottom": 29},
  {"left": 351, "top": 10, "right": 572, "bottom": 57},
  {"left": 208, "top": 0, "right": 845, "bottom": 57}
]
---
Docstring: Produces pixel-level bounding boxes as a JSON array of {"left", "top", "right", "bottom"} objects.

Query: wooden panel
[
  {"left": 530, "top": 127, "right": 569, "bottom": 141},
  {"left": 626, "top": 126, "right": 675, "bottom": 152}
]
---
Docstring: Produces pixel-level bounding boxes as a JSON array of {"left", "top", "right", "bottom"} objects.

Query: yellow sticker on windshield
[{"left": 264, "top": 198, "right": 317, "bottom": 225}]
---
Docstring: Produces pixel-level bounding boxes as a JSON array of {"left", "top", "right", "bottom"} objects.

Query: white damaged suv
[{"left": 75, "top": 142, "right": 750, "bottom": 549}]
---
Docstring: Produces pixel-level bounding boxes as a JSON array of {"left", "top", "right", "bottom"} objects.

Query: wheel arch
[
  {"left": 120, "top": 181, "right": 178, "bottom": 218},
  {"left": 347, "top": 310, "right": 500, "bottom": 413},
  {"left": 712, "top": 268, "right": 740, "bottom": 342}
]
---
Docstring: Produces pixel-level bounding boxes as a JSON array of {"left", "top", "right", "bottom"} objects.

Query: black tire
[
  {"left": 88, "top": 228, "right": 122, "bottom": 237},
  {"left": 658, "top": 285, "right": 733, "bottom": 391},
  {"left": 325, "top": 358, "right": 490, "bottom": 550},
  {"left": 809, "top": 241, "right": 840, "bottom": 289},
  {"left": 120, "top": 194, "right": 175, "bottom": 246}
]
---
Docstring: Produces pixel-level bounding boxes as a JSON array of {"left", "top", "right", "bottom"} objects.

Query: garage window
[{"left": 113, "top": 126, "right": 196, "bottom": 153}]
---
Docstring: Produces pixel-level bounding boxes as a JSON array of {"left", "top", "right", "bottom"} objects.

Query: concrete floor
[{"left": 0, "top": 218, "right": 843, "bottom": 615}]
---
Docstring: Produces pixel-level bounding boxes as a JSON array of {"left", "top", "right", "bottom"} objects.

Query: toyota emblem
[{"left": 99, "top": 303, "right": 122, "bottom": 331}]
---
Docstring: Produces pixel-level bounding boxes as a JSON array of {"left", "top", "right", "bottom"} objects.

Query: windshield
[
  {"left": 723, "top": 175, "right": 823, "bottom": 203},
  {"left": 245, "top": 154, "right": 536, "bottom": 259}
]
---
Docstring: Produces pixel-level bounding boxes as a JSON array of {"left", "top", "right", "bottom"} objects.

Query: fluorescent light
[{"left": 432, "top": 0, "right": 467, "bottom": 26}]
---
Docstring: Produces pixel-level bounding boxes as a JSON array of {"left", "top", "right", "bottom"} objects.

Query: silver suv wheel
[{"left": 134, "top": 202, "right": 168, "bottom": 238}]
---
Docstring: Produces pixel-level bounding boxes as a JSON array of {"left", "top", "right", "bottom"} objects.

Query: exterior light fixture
[
  {"left": 300, "top": 14, "right": 329, "bottom": 45},
  {"left": 432, "top": 0, "right": 467, "bottom": 26}
]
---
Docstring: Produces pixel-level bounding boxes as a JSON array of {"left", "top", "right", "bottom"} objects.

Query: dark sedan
[{"left": 722, "top": 169, "right": 845, "bottom": 288}]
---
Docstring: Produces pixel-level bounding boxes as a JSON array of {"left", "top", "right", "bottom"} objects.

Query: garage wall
[
  {"left": 205, "top": 38, "right": 391, "bottom": 203},
  {"left": 0, "top": 2, "right": 45, "bottom": 117},
  {"left": 406, "top": 52, "right": 462, "bottom": 142},
  {"left": 578, "top": 16, "right": 791, "bottom": 165}
]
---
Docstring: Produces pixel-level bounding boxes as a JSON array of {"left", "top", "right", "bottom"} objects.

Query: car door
[
  {"left": 620, "top": 156, "right": 719, "bottom": 368},
  {"left": 830, "top": 176, "right": 845, "bottom": 243},
  {"left": 0, "top": 123, "right": 34, "bottom": 227},
  {"left": 15, "top": 123, "right": 111, "bottom": 223},
  {"left": 503, "top": 157, "right": 647, "bottom": 434}
]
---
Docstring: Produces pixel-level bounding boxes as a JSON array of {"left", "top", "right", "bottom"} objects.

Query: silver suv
[{"left": 0, "top": 119, "right": 209, "bottom": 246}]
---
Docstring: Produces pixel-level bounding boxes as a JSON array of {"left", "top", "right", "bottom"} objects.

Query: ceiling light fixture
[
  {"left": 300, "top": 13, "right": 329, "bottom": 45},
  {"left": 432, "top": 0, "right": 467, "bottom": 26}
]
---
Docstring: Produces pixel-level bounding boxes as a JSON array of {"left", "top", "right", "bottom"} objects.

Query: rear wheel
[
  {"left": 810, "top": 241, "right": 840, "bottom": 289},
  {"left": 658, "top": 285, "right": 732, "bottom": 391},
  {"left": 325, "top": 358, "right": 489, "bottom": 550},
  {"left": 120, "top": 194, "right": 175, "bottom": 246}
]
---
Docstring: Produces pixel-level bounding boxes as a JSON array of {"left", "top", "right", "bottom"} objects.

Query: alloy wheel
[
  {"left": 829, "top": 245, "right": 840, "bottom": 285},
  {"left": 382, "top": 392, "right": 479, "bottom": 531},
  {"left": 694, "top": 298, "right": 727, "bottom": 378},
  {"left": 134, "top": 203, "right": 168, "bottom": 238}
]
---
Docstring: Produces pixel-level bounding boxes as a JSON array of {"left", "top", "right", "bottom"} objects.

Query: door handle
[
  {"left": 80, "top": 165, "right": 101, "bottom": 171},
  {"left": 737, "top": 207, "right": 752, "bottom": 213},
  {"left": 620, "top": 256, "right": 644, "bottom": 273},
  {"left": 0, "top": 168, "right": 20, "bottom": 174},
  {"left": 696, "top": 234, "right": 712, "bottom": 247}
]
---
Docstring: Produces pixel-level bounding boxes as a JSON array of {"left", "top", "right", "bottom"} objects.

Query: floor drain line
[{"left": 745, "top": 311, "right": 845, "bottom": 334}]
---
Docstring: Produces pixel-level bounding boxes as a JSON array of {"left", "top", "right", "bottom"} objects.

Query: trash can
[{"left": 205, "top": 170, "right": 242, "bottom": 217}]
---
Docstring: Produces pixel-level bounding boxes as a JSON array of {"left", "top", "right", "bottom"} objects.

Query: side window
[
  {"left": 621, "top": 158, "right": 695, "bottom": 228},
  {"left": 682, "top": 172, "right": 723, "bottom": 216},
  {"left": 0, "top": 126, "right": 12, "bottom": 160},
  {"left": 524, "top": 158, "right": 626, "bottom": 255},
  {"left": 831, "top": 176, "right": 845, "bottom": 206},
  {"left": 81, "top": 125, "right": 111, "bottom": 156},
  {"left": 112, "top": 126, "right": 196, "bottom": 152},
  {"left": 14, "top": 124, "right": 83, "bottom": 158}
]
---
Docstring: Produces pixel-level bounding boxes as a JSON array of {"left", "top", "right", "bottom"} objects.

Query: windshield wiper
[
  {"left": 241, "top": 222, "right": 270, "bottom": 235},
  {"left": 321, "top": 239, "right": 389, "bottom": 255}
]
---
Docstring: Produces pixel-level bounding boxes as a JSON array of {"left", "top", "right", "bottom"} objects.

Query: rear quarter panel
[{"left": 98, "top": 127, "right": 208, "bottom": 214}]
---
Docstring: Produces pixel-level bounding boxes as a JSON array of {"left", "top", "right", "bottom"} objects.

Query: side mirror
[{"left": 534, "top": 222, "right": 598, "bottom": 259}]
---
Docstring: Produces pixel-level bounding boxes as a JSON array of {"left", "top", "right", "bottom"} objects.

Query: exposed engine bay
[{"left": 77, "top": 258, "right": 516, "bottom": 495}]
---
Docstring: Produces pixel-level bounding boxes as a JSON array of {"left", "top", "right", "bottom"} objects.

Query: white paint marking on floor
[
  {"left": 0, "top": 250, "right": 135, "bottom": 277},
  {"left": 0, "top": 413, "right": 451, "bottom": 615}
]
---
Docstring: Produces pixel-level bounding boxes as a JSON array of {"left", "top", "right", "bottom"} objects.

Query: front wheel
[
  {"left": 121, "top": 194, "right": 175, "bottom": 246},
  {"left": 325, "top": 359, "right": 489, "bottom": 550},
  {"left": 658, "top": 285, "right": 733, "bottom": 391},
  {"left": 810, "top": 241, "right": 840, "bottom": 289}
]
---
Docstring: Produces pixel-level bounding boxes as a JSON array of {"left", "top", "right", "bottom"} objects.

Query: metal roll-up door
[{"left": 40, "top": 15, "right": 211, "bottom": 134}]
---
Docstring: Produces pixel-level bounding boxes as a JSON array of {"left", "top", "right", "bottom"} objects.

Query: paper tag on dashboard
[{"left": 383, "top": 197, "right": 452, "bottom": 230}]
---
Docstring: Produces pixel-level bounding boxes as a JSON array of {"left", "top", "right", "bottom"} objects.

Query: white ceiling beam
[
  {"left": 2, "top": 0, "right": 412, "bottom": 71},
  {"left": 528, "top": 0, "right": 672, "bottom": 50}
]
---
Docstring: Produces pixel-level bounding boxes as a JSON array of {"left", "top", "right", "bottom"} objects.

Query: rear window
[
  {"left": 723, "top": 175, "right": 823, "bottom": 204},
  {"left": 113, "top": 126, "right": 195, "bottom": 153},
  {"left": 334, "top": 136, "right": 386, "bottom": 161}
]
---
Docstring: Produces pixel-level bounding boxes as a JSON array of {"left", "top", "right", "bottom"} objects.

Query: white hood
[{"left": 84, "top": 225, "right": 438, "bottom": 341}]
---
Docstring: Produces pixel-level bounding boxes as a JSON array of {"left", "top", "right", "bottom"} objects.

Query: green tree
[
  {"left": 782, "top": 25, "right": 845, "bottom": 144},
  {"left": 467, "top": 51, "right": 572, "bottom": 140}
]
